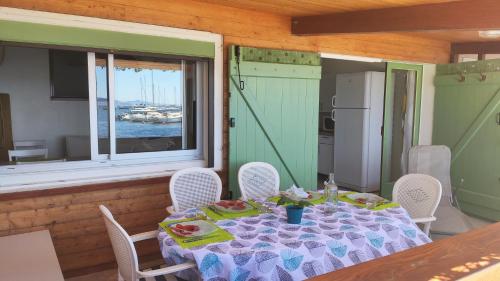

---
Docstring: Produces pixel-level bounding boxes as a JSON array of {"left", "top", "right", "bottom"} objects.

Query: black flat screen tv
[{"left": 49, "top": 50, "right": 89, "bottom": 100}]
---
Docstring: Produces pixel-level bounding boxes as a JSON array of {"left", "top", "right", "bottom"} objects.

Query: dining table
[{"left": 157, "top": 194, "right": 432, "bottom": 281}]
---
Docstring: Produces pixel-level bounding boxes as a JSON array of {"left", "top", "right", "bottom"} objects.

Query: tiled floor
[
  {"left": 65, "top": 259, "right": 169, "bottom": 281},
  {"left": 66, "top": 269, "right": 116, "bottom": 281},
  {"left": 65, "top": 267, "right": 179, "bottom": 281}
]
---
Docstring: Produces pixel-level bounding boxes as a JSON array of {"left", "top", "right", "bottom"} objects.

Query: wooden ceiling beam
[
  {"left": 452, "top": 41, "right": 500, "bottom": 54},
  {"left": 292, "top": 0, "right": 500, "bottom": 35}
]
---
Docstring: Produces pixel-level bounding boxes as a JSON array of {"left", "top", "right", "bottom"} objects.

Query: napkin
[{"left": 286, "top": 184, "right": 309, "bottom": 199}]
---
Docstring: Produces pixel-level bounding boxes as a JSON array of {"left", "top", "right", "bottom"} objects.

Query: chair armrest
[
  {"left": 413, "top": 216, "right": 437, "bottom": 223},
  {"left": 130, "top": 230, "right": 158, "bottom": 242},
  {"left": 137, "top": 262, "right": 196, "bottom": 278}
]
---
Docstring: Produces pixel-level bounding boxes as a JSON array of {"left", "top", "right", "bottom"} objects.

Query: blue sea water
[
  {"left": 115, "top": 120, "right": 181, "bottom": 138},
  {"left": 97, "top": 108, "right": 182, "bottom": 138}
]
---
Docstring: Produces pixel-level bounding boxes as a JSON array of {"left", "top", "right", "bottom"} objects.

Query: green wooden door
[
  {"left": 228, "top": 46, "right": 321, "bottom": 199},
  {"left": 380, "top": 63, "right": 423, "bottom": 198},
  {"left": 433, "top": 61, "right": 500, "bottom": 221}
]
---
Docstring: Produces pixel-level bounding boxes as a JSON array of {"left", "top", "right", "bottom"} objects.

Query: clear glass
[
  {"left": 113, "top": 55, "right": 197, "bottom": 154},
  {"left": 96, "top": 54, "right": 110, "bottom": 154},
  {"left": 388, "top": 70, "right": 417, "bottom": 182},
  {"left": 1, "top": 46, "right": 91, "bottom": 165},
  {"left": 323, "top": 173, "right": 338, "bottom": 214}
]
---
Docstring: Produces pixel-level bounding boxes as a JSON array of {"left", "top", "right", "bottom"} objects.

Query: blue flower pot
[{"left": 286, "top": 205, "right": 304, "bottom": 224}]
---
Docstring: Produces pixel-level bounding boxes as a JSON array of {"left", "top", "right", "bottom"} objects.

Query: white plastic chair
[
  {"left": 238, "top": 162, "right": 280, "bottom": 200},
  {"left": 393, "top": 174, "right": 442, "bottom": 235},
  {"left": 99, "top": 205, "right": 195, "bottom": 281},
  {"left": 408, "top": 145, "right": 489, "bottom": 234},
  {"left": 13, "top": 140, "right": 46, "bottom": 149},
  {"left": 167, "top": 167, "right": 222, "bottom": 214},
  {"left": 8, "top": 148, "right": 48, "bottom": 161},
  {"left": 9, "top": 140, "right": 48, "bottom": 162}
]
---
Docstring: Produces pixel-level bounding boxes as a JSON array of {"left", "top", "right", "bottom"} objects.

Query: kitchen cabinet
[{"left": 318, "top": 134, "right": 334, "bottom": 175}]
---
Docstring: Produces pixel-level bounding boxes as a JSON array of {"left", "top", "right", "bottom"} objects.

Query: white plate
[
  {"left": 213, "top": 200, "right": 254, "bottom": 213},
  {"left": 169, "top": 220, "right": 217, "bottom": 237},
  {"left": 346, "top": 193, "right": 385, "bottom": 203}
]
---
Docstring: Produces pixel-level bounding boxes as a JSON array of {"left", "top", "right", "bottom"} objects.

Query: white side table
[{"left": 0, "top": 230, "right": 64, "bottom": 281}]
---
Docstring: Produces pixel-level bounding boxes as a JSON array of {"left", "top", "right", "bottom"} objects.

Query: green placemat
[
  {"left": 159, "top": 218, "right": 233, "bottom": 249},
  {"left": 267, "top": 192, "right": 326, "bottom": 205},
  {"left": 339, "top": 192, "right": 400, "bottom": 211},
  {"left": 201, "top": 201, "right": 264, "bottom": 221}
]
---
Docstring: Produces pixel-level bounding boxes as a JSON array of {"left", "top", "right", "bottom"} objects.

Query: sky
[{"left": 96, "top": 66, "right": 183, "bottom": 105}]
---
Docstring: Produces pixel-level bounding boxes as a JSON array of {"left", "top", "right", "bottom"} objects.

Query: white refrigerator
[{"left": 333, "top": 72, "right": 385, "bottom": 192}]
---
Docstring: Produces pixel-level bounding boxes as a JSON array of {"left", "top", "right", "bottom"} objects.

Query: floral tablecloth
[{"left": 158, "top": 200, "right": 431, "bottom": 281}]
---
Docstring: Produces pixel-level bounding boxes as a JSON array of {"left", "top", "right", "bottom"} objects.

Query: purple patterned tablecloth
[{"left": 158, "top": 200, "right": 431, "bottom": 281}]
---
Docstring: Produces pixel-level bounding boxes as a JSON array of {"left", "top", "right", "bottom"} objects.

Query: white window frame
[
  {"left": 88, "top": 53, "right": 205, "bottom": 161},
  {"left": 457, "top": 54, "right": 479, "bottom": 63},
  {"left": 484, "top": 54, "right": 500, "bottom": 60},
  {"left": 0, "top": 7, "right": 223, "bottom": 192}
]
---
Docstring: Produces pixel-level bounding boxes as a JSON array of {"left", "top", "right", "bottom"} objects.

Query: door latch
[
  {"left": 230, "top": 118, "right": 236, "bottom": 128},
  {"left": 496, "top": 112, "right": 500, "bottom": 125}
]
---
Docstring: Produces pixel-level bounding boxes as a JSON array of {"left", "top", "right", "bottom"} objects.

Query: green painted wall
[
  {"left": 228, "top": 46, "right": 321, "bottom": 199},
  {"left": 0, "top": 20, "right": 214, "bottom": 58},
  {"left": 434, "top": 61, "right": 500, "bottom": 221}
]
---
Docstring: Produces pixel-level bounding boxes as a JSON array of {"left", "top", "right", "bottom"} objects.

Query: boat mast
[
  {"left": 164, "top": 87, "right": 166, "bottom": 106},
  {"left": 157, "top": 84, "right": 161, "bottom": 106},
  {"left": 151, "top": 71, "right": 155, "bottom": 105},
  {"left": 140, "top": 76, "right": 144, "bottom": 106},
  {"left": 173, "top": 86, "right": 177, "bottom": 105}
]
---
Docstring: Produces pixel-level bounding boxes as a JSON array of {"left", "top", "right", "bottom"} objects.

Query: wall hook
[
  {"left": 458, "top": 71, "right": 466, "bottom": 82},
  {"left": 479, "top": 72, "right": 487, "bottom": 82}
]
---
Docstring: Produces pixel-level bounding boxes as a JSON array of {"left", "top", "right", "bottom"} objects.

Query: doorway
[
  {"left": 380, "top": 63, "right": 423, "bottom": 198},
  {"left": 318, "top": 58, "right": 423, "bottom": 197},
  {"left": 318, "top": 58, "right": 386, "bottom": 192}
]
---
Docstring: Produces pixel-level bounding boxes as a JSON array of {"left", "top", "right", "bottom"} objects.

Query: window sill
[{"left": 0, "top": 159, "right": 211, "bottom": 194}]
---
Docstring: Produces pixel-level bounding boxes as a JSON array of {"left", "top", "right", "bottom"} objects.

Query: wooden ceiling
[
  {"left": 201, "top": 0, "right": 499, "bottom": 43},
  {"left": 201, "top": 0, "right": 459, "bottom": 17}
]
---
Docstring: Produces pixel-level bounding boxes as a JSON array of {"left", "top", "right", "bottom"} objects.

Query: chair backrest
[
  {"left": 13, "top": 140, "right": 46, "bottom": 149},
  {"left": 169, "top": 167, "right": 222, "bottom": 212},
  {"left": 8, "top": 148, "right": 48, "bottom": 161},
  {"left": 238, "top": 162, "right": 280, "bottom": 200},
  {"left": 99, "top": 205, "right": 139, "bottom": 281},
  {"left": 393, "top": 174, "right": 442, "bottom": 219},
  {"left": 408, "top": 145, "right": 452, "bottom": 203}
]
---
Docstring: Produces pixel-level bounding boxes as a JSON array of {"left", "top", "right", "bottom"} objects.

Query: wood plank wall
[
  {"left": 0, "top": 179, "right": 172, "bottom": 277},
  {"left": 0, "top": 0, "right": 451, "bottom": 278}
]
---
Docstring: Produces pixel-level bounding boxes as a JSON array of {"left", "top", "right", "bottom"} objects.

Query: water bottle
[{"left": 323, "top": 173, "right": 338, "bottom": 215}]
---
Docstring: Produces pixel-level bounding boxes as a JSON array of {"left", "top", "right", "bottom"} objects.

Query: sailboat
[{"left": 116, "top": 71, "right": 182, "bottom": 124}]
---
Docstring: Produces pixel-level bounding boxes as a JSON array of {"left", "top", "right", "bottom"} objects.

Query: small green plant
[{"left": 276, "top": 193, "right": 313, "bottom": 208}]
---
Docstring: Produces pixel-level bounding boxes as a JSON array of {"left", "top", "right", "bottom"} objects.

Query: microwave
[{"left": 322, "top": 115, "right": 335, "bottom": 132}]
